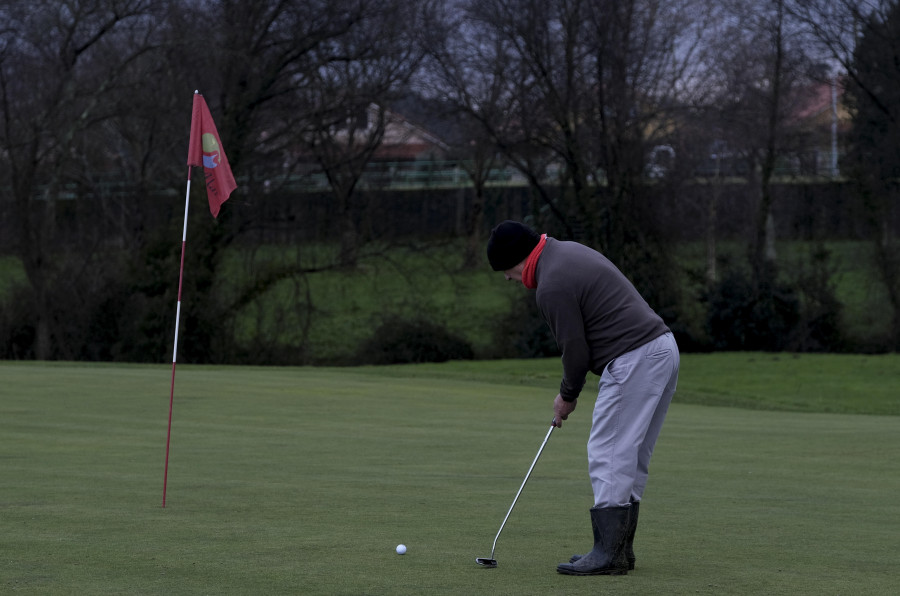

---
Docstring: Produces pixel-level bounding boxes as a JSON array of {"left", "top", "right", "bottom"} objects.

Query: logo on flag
[
  {"left": 187, "top": 92, "right": 237, "bottom": 218},
  {"left": 202, "top": 134, "right": 223, "bottom": 169}
]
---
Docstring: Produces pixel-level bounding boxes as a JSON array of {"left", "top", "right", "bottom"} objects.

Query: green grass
[
  {"left": 2, "top": 354, "right": 899, "bottom": 595},
  {"left": 676, "top": 352, "right": 900, "bottom": 415}
]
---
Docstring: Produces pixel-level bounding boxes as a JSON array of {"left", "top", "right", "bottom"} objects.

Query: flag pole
[
  {"left": 163, "top": 165, "right": 192, "bottom": 508},
  {"left": 163, "top": 89, "right": 235, "bottom": 507}
]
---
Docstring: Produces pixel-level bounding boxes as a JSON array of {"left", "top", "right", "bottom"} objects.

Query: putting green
[{"left": 1, "top": 359, "right": 897, "bottom": 595}]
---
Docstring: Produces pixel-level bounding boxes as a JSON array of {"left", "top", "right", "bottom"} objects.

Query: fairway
[{"left": 1, "top": 358, "right": 898, "bottom": 595}]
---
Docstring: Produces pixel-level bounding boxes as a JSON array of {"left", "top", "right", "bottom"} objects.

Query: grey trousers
[{"left": 588, "top": 332, "right": 679, "bottom": 507}]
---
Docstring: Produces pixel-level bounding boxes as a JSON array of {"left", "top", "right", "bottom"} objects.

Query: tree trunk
[
  {"left": 339, "top": 208, "right": 358, "bottom": 267},
  {"left": 463, "top": 187, "right": 485, "bottom": 270},
  {"left": 765, "top": 211, "right": 777, "bottom": 262},
  {"left": 706, "top": 194, "right": 718, "bottom": 283}
]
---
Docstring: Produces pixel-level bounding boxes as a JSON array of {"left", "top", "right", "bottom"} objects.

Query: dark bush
[
  {"left": 489, "top": 294, "right": 558, "bottom": 358},
  {"left": 666, "top": 267, "right": 715, "bottom": 352},
  {"left": 357, "top": 316, "right": 474, "bottom": 364},
  {"left": 0, "top": 287, "right": 36, "bottom": 359},
  {"left": 704, "top": 263, "right": 801, "bottom": 351},
  {"left": 0, "top": 267, "right": 133, "bottom": 361},
  {"left": 786, "top": 246, "right": 845, "bottom": 352}
]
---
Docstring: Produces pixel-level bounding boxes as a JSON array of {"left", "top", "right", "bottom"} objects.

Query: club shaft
[{"left": 490, "top": 424, "right": 554, "bottom": 558}]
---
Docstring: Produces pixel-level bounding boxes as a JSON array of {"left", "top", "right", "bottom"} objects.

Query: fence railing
[{"left": 18, "top": 151, "right": 847, "bottom": 202}]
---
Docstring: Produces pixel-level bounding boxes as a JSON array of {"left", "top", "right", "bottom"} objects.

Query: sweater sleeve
[{"left": 538, "top": 288, "right": 588, "bottom": 402}]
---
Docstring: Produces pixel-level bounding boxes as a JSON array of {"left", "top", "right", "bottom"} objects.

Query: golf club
[{"left": 476, "top": 419, "right": 556, "bottom": 568}]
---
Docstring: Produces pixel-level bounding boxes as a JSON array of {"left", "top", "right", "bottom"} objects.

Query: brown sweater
[{"left": 534, "top": 238, "right": 670, "bottom": 402}]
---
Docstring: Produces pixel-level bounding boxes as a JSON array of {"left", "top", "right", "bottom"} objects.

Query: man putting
[{"left": 486, "top": 220, "right": 679, "bottom": 576}]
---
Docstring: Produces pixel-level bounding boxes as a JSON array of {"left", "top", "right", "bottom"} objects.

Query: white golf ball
[{"left": 396, "top": 544, "right": 407, "bottom": 555}]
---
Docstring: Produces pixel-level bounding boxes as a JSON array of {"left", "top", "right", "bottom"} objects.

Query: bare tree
[
  {"left": 192, "top": 0, "right": 431, "bottom": 260},
  {"left": 702, "top": 0, "right": 819, "bottom": 275},
  {"left": 789, "top": 0, "right": 900, "bottom": 347},
  {"left": 419, "top": 3, "right": 512, "bottom": 267},
  {"left": 432, "top": 0, "right": 714, "bottom": 310},
  {"left": 296, "top": 0, "right": 430, "bottom": 265},
  {"left": 451, "top": 112, "right": 502, "bottom": 269},
  {"left": 0, "top": 0, "right": 164, "bottom": 359},
  {"left": 844, "top": 2, "right": 900, "bottom": 346}
]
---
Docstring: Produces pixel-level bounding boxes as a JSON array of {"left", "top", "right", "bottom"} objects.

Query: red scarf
[{"left": 521, "top": 234, "right": 547, "bottom": 289}]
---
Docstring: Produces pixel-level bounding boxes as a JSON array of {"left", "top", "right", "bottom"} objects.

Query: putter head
[{"left": 475, "top": 557, "right": 498, "bottom": 568}]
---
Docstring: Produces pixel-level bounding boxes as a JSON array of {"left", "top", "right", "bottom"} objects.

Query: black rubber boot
[
  {"left": 557, "top": 505, "right": 630, "bottom": 576},
  {"left": 623, "top": 500, "right": 639, "bottom": 570},
  {"left": 570, "top": 500, "right": 639, "bottom": 569}
]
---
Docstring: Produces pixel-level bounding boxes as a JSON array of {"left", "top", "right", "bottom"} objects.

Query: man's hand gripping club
[{"left": 552, "top": 394, "right": 577, "bottom": 428}]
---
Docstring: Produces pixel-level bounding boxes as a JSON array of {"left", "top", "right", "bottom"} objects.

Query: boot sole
[
  {"left": 569, "top": 554, "right": 635, "bottom": 570},
  {"left": 557, "top": 566, "right": 628, "bottom": 576}
]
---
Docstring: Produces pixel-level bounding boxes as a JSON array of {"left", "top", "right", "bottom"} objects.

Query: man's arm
[{"left": 539, "top": 288, "right": 590, "bottom": 402}]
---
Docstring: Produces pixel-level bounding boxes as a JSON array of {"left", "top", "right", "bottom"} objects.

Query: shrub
[
  {"left": 489, "top": 294, "right": 558, "bottom": 359},
  {"left": 0, "top": 287, "right": 36, "bottom": 359},
  {"left": 786, "top": 245, "right": 845, "bottom": 352},
  {"left": 704, "top": 263, "right": 800, "bottom": 351}
]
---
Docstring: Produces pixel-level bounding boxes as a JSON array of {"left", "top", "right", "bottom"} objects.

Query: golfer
[{"left": 486, "top": 220, "right": 679, "bottom": 576}]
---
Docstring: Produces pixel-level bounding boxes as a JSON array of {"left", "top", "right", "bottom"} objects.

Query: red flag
[{"left": 187, "top": 92, "right": 237, "bottom": 218}]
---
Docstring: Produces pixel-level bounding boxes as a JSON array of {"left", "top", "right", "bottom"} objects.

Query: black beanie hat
[{"left": 487, "top": 220, "right": 541, "bottom": 271}]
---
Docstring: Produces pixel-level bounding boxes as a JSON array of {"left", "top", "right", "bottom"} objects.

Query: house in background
[
  {"left": 374, "top": 105, "right": 450, "bottom": 161},
  {"left": 329, "top": 102, "right": 450, "bottom": 162},
  {"left": 693, "top": 75, "right": 852, "bottom": 181},
  {"left": 341, "top": 103, "right": 457, "bottom": 188},
  {"left": 790, "top": 76, "right": 851, "bottom": 178}
]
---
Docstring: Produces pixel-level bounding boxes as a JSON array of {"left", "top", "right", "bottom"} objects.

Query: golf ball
[{"left": 396, "top": 544, "right": 407, "bottom": 555}]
